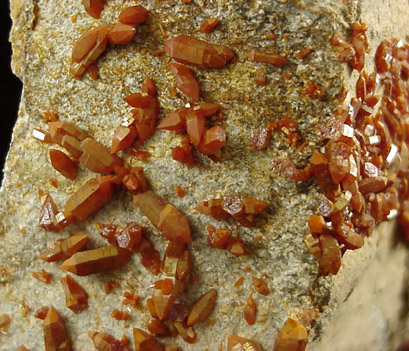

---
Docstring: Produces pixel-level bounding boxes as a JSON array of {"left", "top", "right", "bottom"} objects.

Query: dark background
[{"left": 0, "top": 1, "right": 23, "bottom": 183}]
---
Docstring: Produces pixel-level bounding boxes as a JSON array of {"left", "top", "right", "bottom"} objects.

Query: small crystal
[
  {"left": 121, "top": 111, "right": 135, "bottom": 127},
  {"left": 364, "top": 162, "right": 379, "bottom": 177},
  {"left": 55, "top": 212, "right": 66, "bottom": 223},
  {"left": 273, "top": 318, "right": 308, "bottom": 351},
  {"left": 333, "top": 192, "right": 351, "bottom": 211},
  {"left": 164, "top": 35, "right": 234, "bottom": 68},
  {"left": 386, "top": 144, "right": 399, "bottom": 164},
  {"left": 364, "top": 124, "right": 374, "bottom": 136},
  {"left": 187, "top": 289, "right": 217, "bottom": 326},
  {"left": 342, "top": 124, "right": 354, "bottom": 138},
  {"left": 369, "top": 135, "right": 381, "bottom": 145},
  {"left": 118, "top": 5, "right": 149, "bottom": 25},
  {"left": 349, "top": 155, "right": 358, "bottom": 177},
  {"left": 387, "top": 209, "right": 398, "bottom": 220},
  {"left": 33, "top": 129, "right": 47, "bottom": 141}
]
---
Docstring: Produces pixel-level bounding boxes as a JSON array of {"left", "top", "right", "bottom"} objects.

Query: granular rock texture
[{"left": 0, "top": 0, "right": 408, "bottom": 350}]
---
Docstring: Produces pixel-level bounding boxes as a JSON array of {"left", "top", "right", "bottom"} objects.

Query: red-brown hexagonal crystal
[
  {"left": 131, "top": 102, "right": 159, "bottom": 146},
  {"left": 173, "top": 321, "right": 197, "bottom": 344},
  {"left": 222, "top": 196, "right": 245, "bottom": 216},
  {"left": 80, "top": 138, "right": 122, "bottom": 173},
  {"left": 227, "top": 335, "right": 261, "bottom": 351},
  {"left": 43, "top": 306, "right": 72, "bottom": 351},
  {"left": 162, "top": 242, "right": 192, "bottom": 281},
  {"left": 252, "top": 277, "right": 269, "bottom": 296},
  {"left": 243, "top": 292, "right": 257, "bottom": 326},
  {"left": 95, "top": 223, "right": 118, "bottom": 243},
  {"left": 198, "top": 126, "right": 226, "bottom": 155},
  {"left": 186, "top": 110, "right": 205, "bottom": 146},
  {"left": 200, "top": 18, "right": 219, "bottom": 33},
  {"left": 147, "top": 319, "right": 169, "bottom": 336},
  {"left": 48, "top": 121, "right": 89, "bottom": 146},
  {"left": 158, "top": 110, "right": 187, "bottom": 131},
  {"left": 310, "top": 151, "right": 339, "bottom": 201},
  {"left": 325, "top": 141, "right": 352, "bottom": 184},
  {"left": 61, "top": 275, "right": 88, "bottom": 313},
  {"left": 157, "top": 204, "right": 192, "bottom": 244},
  {"left": 133, "top": 190, "right": 168, "bottom": 228},
  {"left": 111, "top": 125, "right": 138, "bottom": 154},
  {"left": 89, "top": 331, "right": 129, "bottom": 351},
  {"left": 271, "top": 158, "right": 312, "bottom": 182},
  {"left": 61, "top": 135, "right": 83, "bottom": 160},
  {"left": 60, "top": 246, "right": 131, "bottom": 276},
  {"left": 358, "top": 176, "right": 389, "bottom": 194},
  {"left": 49, "top": 149, "right": 78, "bottom": 180},
  {"left": 318, "top": 234, "right": 341, "bottom": 276},
  {"left": 195, "top": 199, "right": 229, "bottom": 218},
  {"left": 224, "top": 237, "right": 246, "bottom": 256},
  {"left": 124, "top": 94, "right": 155, "bottom": 108},
  {"left": 152, "top": 279, "right": 184, "bottom": 320},
  {"left": 118, "top": 5, "right": 149, "bottom": 25},
  {"left": 39, "top": 193, "right": 60, "bottom": 232},
  {"left": 117, "top": 222, "right": 143, "bottom": 249},
  {"left": 35, "top": 307, "right": 50, "bottom": 320},
  {"left": 242, "top": 197, "right": 268, "bottom": 215},
  {"left": 39, "top": 232, "right": 89, "bottom": 262},
  {"left": 82, "top": 0, "right": 104, "bottom": 19},
  {"left": 142, "top": 77, "right": 157, "bottom": 97},
  {"left": 198, "top": 102, "right": 222, "bottom": 116},
  {"left": 169, "top": 63, "right": 200, "bottom": 101},
  {"left": 108, "top": 23, "right": 137, "bottom": 45},
  {"left": 273, "top": 318, "right": 308, "bottom": 351},
  {"left": 137, "top": 237, "right": 161, "bottom": 275},
  {"left": 133, "top": 328, "right": 164, "bottom": 351},
  {"left": 70, "top": 26, "right": 108, "bottom": 79},
  {"left": 207, "top": 225, "right": 230, "bottom": 249},
  {"left": 248, "top": 49, "right": 288, "bottom": 67},
  {"left": 164, "top": 35, "right": 234, "bottom": 68},
  {"left": 187, "top": 289, "right": 217, "bottom": 326},
  {"left": 63, "top": 176, "right": 115, "bottom": 222}
]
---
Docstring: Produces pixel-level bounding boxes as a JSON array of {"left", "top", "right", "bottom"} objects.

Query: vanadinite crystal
[
  {"left": 38, "top": 232, "right": 89, "bottom": 262},
  {"left": 273, "top": 318, "right": 308, "bottom": 351},
  {"left": 118, "top": 5, "right": 149, "bottom": 25},
  {"left": 82, "top": 0, "right": 104, "bottom": 19},
  {"left": 227, "top": 335, "right": 261, "bottom": 351},
  {"left": 196, "top": 195, "right": 267, "bottom": 226},
  {"left": 43, "top": 306, "right": 72, "bottom": 351},
  {"left": 21, "top": 0, "right": 409, "bottom": 349},
  {"left": 248, "top": 49, "right": 288, "bottom": 67},
  {"left": 60, "top": 246, "right": 132, "bottom": 276},
  {"left": 134, "top": 190, "right": 192, "bottom": 243},
  {"left": 70, "top": 26, "right": 108, "bottom": 79},
  {"left": 63, "top": 176, "right": 115, "bottom": 222},
  {"left": 187, "top": 289, "right": 217, "bottom": 326},
  {"left": 169, "top": 63, "right": 200, "bottom": 101},
  {"left": 164, "top": 35, "right": 234, "bottom": 68},
  {"left": 61, "top": 275, "right": 88, "bottom": 313},
  {"left": 89, "top": 331, "right": 129, "bottom": 351},
  {"left": 133, "top": 328, "right": 164, "bottom": 351},
  {"left": 107, "top": 23, "right": 137, "bottom": 45}
]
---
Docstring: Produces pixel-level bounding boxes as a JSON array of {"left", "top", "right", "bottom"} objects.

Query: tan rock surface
[{"left": 0, "top": 0, "right": 408, "bottom": 350}]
